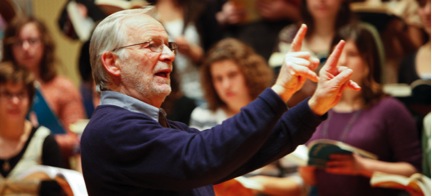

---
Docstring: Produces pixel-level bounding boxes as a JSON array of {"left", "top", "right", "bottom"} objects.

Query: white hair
[{"left": 89, "top": 6, "right": 156, "bottom": 90}]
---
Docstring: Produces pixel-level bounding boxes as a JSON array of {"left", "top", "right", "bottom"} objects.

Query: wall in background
[{"left": 33, "top": 0, "right": 81, "bottom": 87}]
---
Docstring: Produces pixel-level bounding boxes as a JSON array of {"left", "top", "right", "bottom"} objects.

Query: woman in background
[
  {"left": 0, "top": 61, "right": 64, "bottom": 195},
  {"left": 300, "top": 23, "right": 421, "bottom": 196},
  {"left": 190, "top": 38, "right": 274, "bottom": 129}
]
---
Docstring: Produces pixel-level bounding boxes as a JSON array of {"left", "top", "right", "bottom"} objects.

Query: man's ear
[{"left": 101, "top": 52, "right": 121, "bottom": 76}]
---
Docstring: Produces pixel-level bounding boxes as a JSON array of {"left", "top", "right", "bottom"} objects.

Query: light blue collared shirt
[{"left": 100, "top": 91, "right": 159, "bottom": 122}]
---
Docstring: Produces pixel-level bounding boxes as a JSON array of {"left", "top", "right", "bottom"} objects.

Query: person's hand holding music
[{"left": 325, "top": 154, "right": 372, "bottom": 177}]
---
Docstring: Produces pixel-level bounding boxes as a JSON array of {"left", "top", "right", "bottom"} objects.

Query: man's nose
[{"left": 160, "top": 45, "right": 175, "bottom": 62}]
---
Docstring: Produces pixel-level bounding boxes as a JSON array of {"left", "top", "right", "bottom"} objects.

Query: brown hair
[
  {"left": 2, "top": 16, "right": 57, "bottom": 83},
  {"left": 331, "top": 23, "right": 386, "bottom": 108},
  {"left": 201, "top": 38, "right": 274, "bottom": 111},
  {"left": 0, "top": 61, "right": 35, "bottom": 107},
  {"left": 416, "top": 0, "right": 428, "bottom": 7}
]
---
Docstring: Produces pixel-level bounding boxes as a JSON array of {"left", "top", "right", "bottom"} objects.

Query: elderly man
[{"left": 80, "top": 7, "right": 359, "bottom": 195}]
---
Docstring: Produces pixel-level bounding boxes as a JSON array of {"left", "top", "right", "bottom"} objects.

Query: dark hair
[
  {"left": 2, "top": 16, "right": 57, "bottom": 83},
  {"left": 79, "top": 40, "right": 92, "bottom": 82},
  {"left": 331, "top": 23, "right": 386, "bottom": 108},
  {"left": 416, "top": 0, "right": 428, "bottom": 7},
  {"left": 0, "top": 61, "right": 35, "bottom": 107},
  {"left": 201, "top": 38, "right": 274, "bottom": 111},
  {"left": 300, "top": 0, "right": 355, "bottom": 37}
]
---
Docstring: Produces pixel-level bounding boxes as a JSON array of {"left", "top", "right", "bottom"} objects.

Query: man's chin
[{"left": 159, "top": 85, "right": 171, "bottom": 96}]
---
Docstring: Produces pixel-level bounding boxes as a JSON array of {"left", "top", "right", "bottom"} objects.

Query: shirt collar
[{"left": 100, "top": 91, "right": 159, "bottom": 122}]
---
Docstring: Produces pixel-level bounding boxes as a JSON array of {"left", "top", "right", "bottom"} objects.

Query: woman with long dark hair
[{"left": 300, "top": 23, "right": 421, "bottom": 196}]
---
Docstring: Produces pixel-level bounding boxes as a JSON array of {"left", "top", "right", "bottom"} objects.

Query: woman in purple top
[{"left": 300, "top": 23, "right": 422, "bottom": 196}]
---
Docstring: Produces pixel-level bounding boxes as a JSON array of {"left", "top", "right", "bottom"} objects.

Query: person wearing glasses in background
[
  {"left": 80, "top": 7, "right": 361, "bottom": 195},
  {"left": 2, "top": 16, "right": 85, "bottom": 169},
  {"left": 0, "top": 62, "right": 65, "bottom": 195}
]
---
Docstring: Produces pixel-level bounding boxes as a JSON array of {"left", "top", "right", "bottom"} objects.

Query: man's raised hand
[
  {"left": 308, "top": 40, "right": 361, "bottom": 115},
  {"left": 271, "top": 24, "right": 320, "bottom": 102}
]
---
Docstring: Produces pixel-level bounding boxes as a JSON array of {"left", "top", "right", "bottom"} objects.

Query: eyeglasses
[
  {"left": 112, "top": 39, "right": 177, "bottom": 54},
  {"left": 0, "top": 90, "right": 28, "bottom": 101},
  {"left": 9, "top": 38, "right": 41, "bottom": 48}
]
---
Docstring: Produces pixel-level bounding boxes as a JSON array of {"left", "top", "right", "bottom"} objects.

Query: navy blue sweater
[{"left": 80, "top": 89, "right": 324, "bottom": 195}]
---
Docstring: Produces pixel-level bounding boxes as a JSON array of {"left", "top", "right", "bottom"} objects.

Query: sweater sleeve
[{"left": 219, "top": 97, "right": 326, "bottom": 181}]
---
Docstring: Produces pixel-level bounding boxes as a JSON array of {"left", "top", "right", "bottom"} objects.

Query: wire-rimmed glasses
[{"left": 111, "top": 39, "right": 177, "bottom": 54}]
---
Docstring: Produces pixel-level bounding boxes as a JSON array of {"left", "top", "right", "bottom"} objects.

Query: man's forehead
[{"left": 125, "top": 19, "right": 168, "bottom": 39}]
